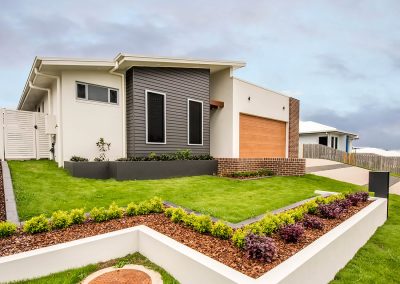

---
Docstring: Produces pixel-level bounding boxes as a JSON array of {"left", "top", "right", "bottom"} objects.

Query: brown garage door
[{"left": 240, "top": 113, "right": 286, "bottom": 158}]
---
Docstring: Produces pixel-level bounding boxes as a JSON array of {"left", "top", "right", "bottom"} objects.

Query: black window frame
[
  {"left": 145, "top": 90, "right": 166, "bottom": 144},
  {"left": 76, "top": 82, "right": 119, "bottom": 105},
  {"left": 187, "top": 99, "right": 203, "bottom": 145}
]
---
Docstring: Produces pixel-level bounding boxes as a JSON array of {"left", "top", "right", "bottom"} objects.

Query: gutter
[
  {"left": 34, "top": 68, "right": 63, "bottom": 167},
  {"left": 109, "top": 61, "right": 127, "bottom": 158},
  {"left": 28, "top": 82, "right": 51, "bottom": 114}
]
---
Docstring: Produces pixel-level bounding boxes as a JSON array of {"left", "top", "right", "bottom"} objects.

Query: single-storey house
[
  {"left": 16, "top": 54, "right": 300, "bottom": 168},
  {"left": 299, "top": 121, "right": 358, "bottom": 157}
]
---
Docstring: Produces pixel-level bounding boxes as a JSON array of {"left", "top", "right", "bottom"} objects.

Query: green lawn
[
  {"left": 9, "top": 160, "right": 362, "bottom": 222},
  {"left": 332, "top": 194, "right": 400, "bottom": 283},
  {"left": 13, "top": 252, "right": 178, "bottom": 284}
]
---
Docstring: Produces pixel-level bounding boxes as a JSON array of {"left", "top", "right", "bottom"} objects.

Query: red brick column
[{"left": 288, "top": 97, "right": 300, "bottom": 158}]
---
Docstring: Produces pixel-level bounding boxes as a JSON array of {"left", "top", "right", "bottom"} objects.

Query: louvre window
[
  {"left": 76, "top": 82, "right": 118, "bottom": 104},
  {"left": 188, "top": 100, "right": 203, "bottom": 145},
  {"left": 146, "top": 91, "right": 166, "bottom": 143}
]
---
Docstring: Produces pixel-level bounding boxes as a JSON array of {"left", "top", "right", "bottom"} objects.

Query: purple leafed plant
[
  {"left": 279, "top": 224, "right": 304, "bottom": 243},
  {"left": 318, "top": 202, "right": 343, "bottom": 219},
  {"left": 355, "top": 191, "right": 369, "bottom": 202},
  {"left": 244, "top": 233, "right": 278, "bottom": 263},
  {"left": 347, "top": 193, "right": 363, "bottom": 206},
  {"left": 335, "top": 199, "right": 352, "bottom": 210},
  {"left": 303, "top": 215, "right": 324, "bottom": 230}
]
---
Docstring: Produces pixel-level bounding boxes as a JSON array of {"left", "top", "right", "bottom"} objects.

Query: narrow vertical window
[
  {"left": 146, "top": 91, "right": 166, "bottom": 143},
  {"left": 188, "top": 100, "right": 203, "bottom": 145},
  {"left": 77, "top": 83, "right": 87, "bottom": 99}
]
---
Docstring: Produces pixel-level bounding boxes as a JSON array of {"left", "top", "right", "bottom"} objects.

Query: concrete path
[{"left": 306, "top": 159, "right": 400, "bottom": 194}]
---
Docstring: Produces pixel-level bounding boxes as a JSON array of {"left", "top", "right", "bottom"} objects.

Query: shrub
[
  {"left": 318, "top": 202, "right": 342, "bottom": 219},
  {"left": 232, "top": 228, "right": 249, "bottom": 249},
  {"left": 356, "top": 191, "right": 369, "bottom": 202},
  {"left": 0, "top": 221, "right": 17, "bottom": 238},
  {"left": 258, "top": 214, "right": 279, "bottom": 236},
  {"left": 276, "top": 212, "right": 295, "bottom": 226},
  {"left": 211, "top": 221, "right": 233, "bottom": 239},
  {"left": 303, "top": 215, "right": 324, "bottom": 230},
  {"left": 51, "top": 210, "right": 71, "bottom": 229},
  {"left": 126, "top": 202, "right": 139, "bottom": 216},
  {"left": 70, "top": 156, "right": 88, "bottom": 162},
  {"left": 148, "top": 197, "right": 164, "bottom": 213},
  {"left": 336, "top": 198, "right": 352, "bottom": 210},
  {"left": 107, "top": 202, "right": 124, "bottom": 219},
  {"left": 23, "top": 215, "right": 50, "bottom": 234},
  {"left": 136, "top": 200, "right": 153, "bottom": 215},
  {"left": 192, "top": 215, "right": 212, "bottom": 233},
  {"left": 175, "top": 149, "right": 192, "bottom": 160},
  {"left": 287, "top": 207, "right": 307, "bottom": 222},
  {"left": 164, "top": 207, "right": 175, "bottom": 218},
  {"left": 90, "top": 207, "right": 108, "bottom": 222},
  {"left": 244, "top": 223, "right": 264, "bottom": 235},
  {"left": 228, "top": 168, "right": 274, "bottom": 178},
  {"left": 170, "top": 208, "right": 187, "bottom": 223},
  {"left": 182, "top": 213, "right": 197, "bottom": 227},
  {"left": 347, "top": 192, "right": 368, "bottom": 206},
  {"left": 279, "top": 224, "right": 304, "bottom": 243},
  {"left": 301, "top": 200, "right": 319, "bottom": 215},
  {"left": 69, "top": 208, "right": 86, "bottom": 224},
  {"left": 244, "top": 233, "right": 278, "bottom": 263}
]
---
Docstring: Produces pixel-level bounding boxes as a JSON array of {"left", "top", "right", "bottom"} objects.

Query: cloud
[
  {"left": 313, "top": 54, "right": 367, "bottom": 80},
  {"left": 302, "top": 103, "right": 400, "bottom": 150}
]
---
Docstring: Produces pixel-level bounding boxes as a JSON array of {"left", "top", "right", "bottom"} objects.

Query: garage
[{"left": 239, "top": 113, "right": 287, "bottom": 158}]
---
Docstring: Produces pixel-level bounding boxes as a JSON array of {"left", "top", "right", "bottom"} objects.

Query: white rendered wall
[
  {"left": 210, "top": 69, "right": 235, "bottom": 158},
  {"left": 61, "top": 70, "right": 124, "bottom": 162},
  {"left": 234, "top": 78, "right": 290, "bottom": 158}
]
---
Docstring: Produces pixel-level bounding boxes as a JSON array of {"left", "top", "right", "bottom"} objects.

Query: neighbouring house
[
  {"left": 7, "top": 53, "right": 302, "bottom": 175},
  {"left": 299, "top": 121, "right": 358, "bottom": 157}
]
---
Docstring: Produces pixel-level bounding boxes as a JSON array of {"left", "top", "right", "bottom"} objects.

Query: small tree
[{"left": 95, "top": 138, "right": 111, "bottom": 161}]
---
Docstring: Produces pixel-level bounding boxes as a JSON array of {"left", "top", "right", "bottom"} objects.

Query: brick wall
[
  {"left": 217, "top": 158, "right": 305, "bottom": 176},
  {"left": 288, "top": 97, "right": 300, "bottom": 158}
]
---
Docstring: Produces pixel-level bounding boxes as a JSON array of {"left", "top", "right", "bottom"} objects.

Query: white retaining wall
[{"left": 0, "top": 198, "right": 387, "bottom": 284}]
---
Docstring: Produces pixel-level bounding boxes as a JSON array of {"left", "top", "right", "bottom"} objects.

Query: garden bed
[
  {"left": 0, "top": 165, "right": 5, "bottom": 222},
  {"left": 0, "top": 199, "right": 373, "bottom": 278},
  {"left": 64, "top": 160, "right": 218, "bottom": 180}
]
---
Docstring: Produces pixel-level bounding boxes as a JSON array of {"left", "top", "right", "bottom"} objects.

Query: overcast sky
[{"left": 1, "top": 0, "right": 399, "bottom": 149}]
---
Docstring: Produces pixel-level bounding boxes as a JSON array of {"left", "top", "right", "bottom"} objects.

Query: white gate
[{"left": 0, "top": 109, "right": 50, "bottom": 160}]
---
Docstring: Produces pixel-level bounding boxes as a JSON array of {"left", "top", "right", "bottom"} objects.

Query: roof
[
  {"left": 353, "top": 147, "right": 400, "bottom": 157},
  {"left": 18, "top": 54, "right": 246, "bottom": 110},
  {"left": 299, "top": 121, "right": 358, "bottom": 138}
]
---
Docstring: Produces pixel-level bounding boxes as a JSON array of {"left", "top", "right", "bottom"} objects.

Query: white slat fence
[{"left": 0, "top": 109, "right": 50, "bottom": 160}]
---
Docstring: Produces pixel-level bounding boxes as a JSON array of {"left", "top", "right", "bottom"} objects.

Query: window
[
  {"left": 331, "top": 136, "right": 338, "bottom": 149},
  {"left": 188, "top": 99, "right": 203, "bottom": 145},
  {"left": 319, "top": 136, "right": 328, "bottom": 146},
  {"left": 146, "top": 91, "right": 166, "bottom": 144},
  {"left": 76, "top": 82, "right": 118, "bottom": 104}
]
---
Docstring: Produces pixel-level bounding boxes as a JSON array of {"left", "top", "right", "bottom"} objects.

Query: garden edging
[
  {"left": 1, "top": 161, "right": 19, "bottom": 224},
  {"left": 0, "top": 197, "right": 387, "bottom": 284}
]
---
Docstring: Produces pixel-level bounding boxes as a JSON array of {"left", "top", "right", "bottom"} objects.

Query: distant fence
[{"left": 303, "top": 144, "right": 400, "bottom": 175}]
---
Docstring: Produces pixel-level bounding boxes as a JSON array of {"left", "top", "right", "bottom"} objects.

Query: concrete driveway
[{"left": 306, "top": 159, "right": 400, "bottom": 194}]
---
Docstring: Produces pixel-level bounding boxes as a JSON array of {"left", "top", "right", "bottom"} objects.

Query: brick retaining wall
[{"left": 217, "top": 158, "right": 305, "bottom": 176}]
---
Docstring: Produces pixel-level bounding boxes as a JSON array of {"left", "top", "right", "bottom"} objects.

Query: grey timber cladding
[{"left": 126, "top": 67, "right": 210, "bottom": 156}]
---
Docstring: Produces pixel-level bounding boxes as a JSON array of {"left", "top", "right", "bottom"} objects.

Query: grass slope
[
  {"left": 9, "top": 160, "right": 362, "bottom": 222},
  {"left": 13, "top": 252, "right": 178, "bottom": 284},
  {"left": 332, "top": 194, "right": 400, "bottom": 283}
]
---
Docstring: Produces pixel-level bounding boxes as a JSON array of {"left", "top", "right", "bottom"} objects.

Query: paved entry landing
[{"left": 306, "top": 159, "right": 400, "bottom": 194}]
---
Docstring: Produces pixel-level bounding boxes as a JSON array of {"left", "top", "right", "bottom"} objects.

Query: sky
[{"left": 0, "top": 0, "right": 399, "bottom": 149}]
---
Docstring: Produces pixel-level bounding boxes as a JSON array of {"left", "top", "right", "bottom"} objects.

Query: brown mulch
[
  {"left": 0, "top": 165, "right": 6, "bottom": 222},
  {"left": 0, "top": 201, "right": 371, "bottom": 278},
  {"left": 89, "top": 269, "right": 151, "bottom": 284}
]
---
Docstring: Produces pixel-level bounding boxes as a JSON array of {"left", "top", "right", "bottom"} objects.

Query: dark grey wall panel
[{"left": 126, "top": 67, "right": 210, "bottom": 156}]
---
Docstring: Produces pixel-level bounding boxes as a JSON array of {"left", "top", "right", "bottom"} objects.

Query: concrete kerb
[
  {"left": 164, "top": 190, "right": 336, "bottom": 229},
  {"left": 1, "top": 161, "right": 19, "bottom": 224}
]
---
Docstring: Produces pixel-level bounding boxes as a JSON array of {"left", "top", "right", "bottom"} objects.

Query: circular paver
[{"left": 82, "top": 264, "right": 163, "bottom": 284}]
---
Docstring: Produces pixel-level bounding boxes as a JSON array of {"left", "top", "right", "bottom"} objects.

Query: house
[
  {"left": 299, "top": 121, "right": 358, "bottom": 157},
  {"left": 15, "top": 54, "right": 300, "bottom": 168}
]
